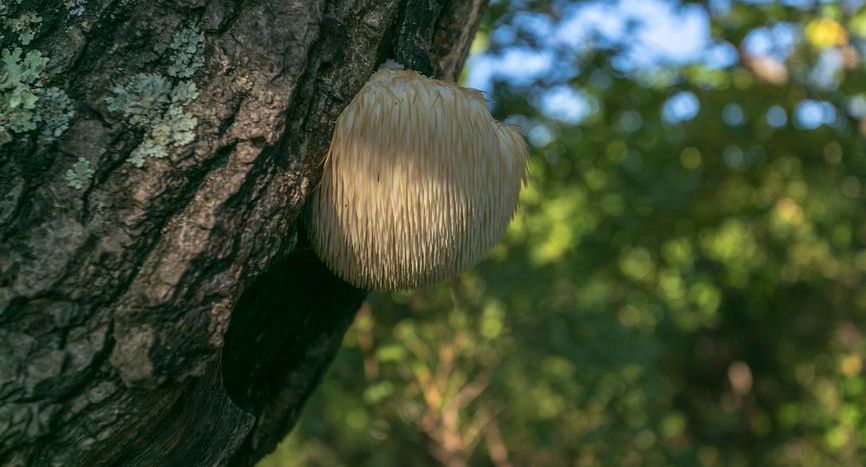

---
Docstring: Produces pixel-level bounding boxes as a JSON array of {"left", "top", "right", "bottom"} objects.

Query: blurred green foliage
[{"left": 261, "top": 1, "right": 866, "bottom": 466}]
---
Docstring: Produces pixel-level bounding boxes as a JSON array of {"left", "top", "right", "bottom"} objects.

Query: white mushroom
[{"left": 308, "top": 63, "right": 529, "bottom": 290}]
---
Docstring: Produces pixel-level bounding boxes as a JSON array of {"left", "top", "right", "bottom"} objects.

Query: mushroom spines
[{"left": 309, "top": 67, "right": 529, "bottom": 290}]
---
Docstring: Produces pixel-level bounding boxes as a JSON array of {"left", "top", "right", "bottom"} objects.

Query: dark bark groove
[{"left": 0, "top": 0, "right": 486, "bottom": 465}]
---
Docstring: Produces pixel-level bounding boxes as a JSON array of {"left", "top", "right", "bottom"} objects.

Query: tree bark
[{"left": 0, "top": 0, "right": 486, "bottom": 465}]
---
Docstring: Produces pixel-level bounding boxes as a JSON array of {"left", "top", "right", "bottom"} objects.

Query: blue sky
[
  {"left": 465, "top": 0, "right": 734, "bottom": 125},
  {"left": 466, "top": 0, "right": 729, "bottom": 93},
  {"left": 464, "top": 0, "right": 864, "bottom": 129}
]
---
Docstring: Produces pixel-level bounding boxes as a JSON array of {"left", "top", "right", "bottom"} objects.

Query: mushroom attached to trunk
[{"left": 308, "top": 63, "right": 529, "bottom": 290}]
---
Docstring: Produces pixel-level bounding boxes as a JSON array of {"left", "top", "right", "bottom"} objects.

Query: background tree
[
  {"left": 268, "top": 1, "right": 866, "bottom": 466},
  {"left": 0, "top": 0, "right": 486, "bottom": 465}
]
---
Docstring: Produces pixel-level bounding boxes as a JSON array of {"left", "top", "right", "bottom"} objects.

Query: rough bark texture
[{"left": 0, "top": 0, "right": 486, "bottom": 465}]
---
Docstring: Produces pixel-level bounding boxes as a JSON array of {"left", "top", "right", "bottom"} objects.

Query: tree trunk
[{"left": 0, "top": 0, "right": 485, "bottom": 465}]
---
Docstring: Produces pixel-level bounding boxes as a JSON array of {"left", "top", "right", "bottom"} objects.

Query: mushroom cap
[{"left": 308, "top": 67, "right": 528, "bottom": 290}]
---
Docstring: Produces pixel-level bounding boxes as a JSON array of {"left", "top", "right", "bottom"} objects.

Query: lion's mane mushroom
[{"left": 308, "top": 62, "right": 529, "bottom": 290}]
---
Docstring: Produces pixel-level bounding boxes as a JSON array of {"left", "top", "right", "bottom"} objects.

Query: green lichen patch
[
  {"left": 104, "top": 25, "right": 204, "bottom": 168},
  {"left": 1, "top": 47, "right": 76, "bottom": 145},
  {"left": 167, "top": 26, "right": 205, "bottom": 78},
  {"left": 36, "top": 87, "right": 75, "bottom": 141},
  {"left": 128, "top": 136, "right": 167, "bottom": 167},
  {"left": 65, "top": 157, "right": 94, "bottom": 189},
  {"left": 105, "top": 73, "right": 172, "bottom": 127},
  {"left": 106, "top": 73, "right": 199, "bottom": 167},
  {"left": 5, "top": 11, "right": 41, "bottom": 45},
  {"left": 162, "top": 106, "right": 197, "bottom": 146},
  {"left": 64, "top": 0, "right": 87, "bottom": 16},
  {"left": 1, "top": 47, "right": 46, "bottom": 144},
  {"left": 105, "top": 26, "right": 204, "bottom": 167},
  {"left": 170, "top": 80, "right": 198, "bottom": 105}
]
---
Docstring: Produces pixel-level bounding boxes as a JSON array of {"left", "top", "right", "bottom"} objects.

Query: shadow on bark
[{"left": 221, "top": 232, "right": 367, "bottom": 465}]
